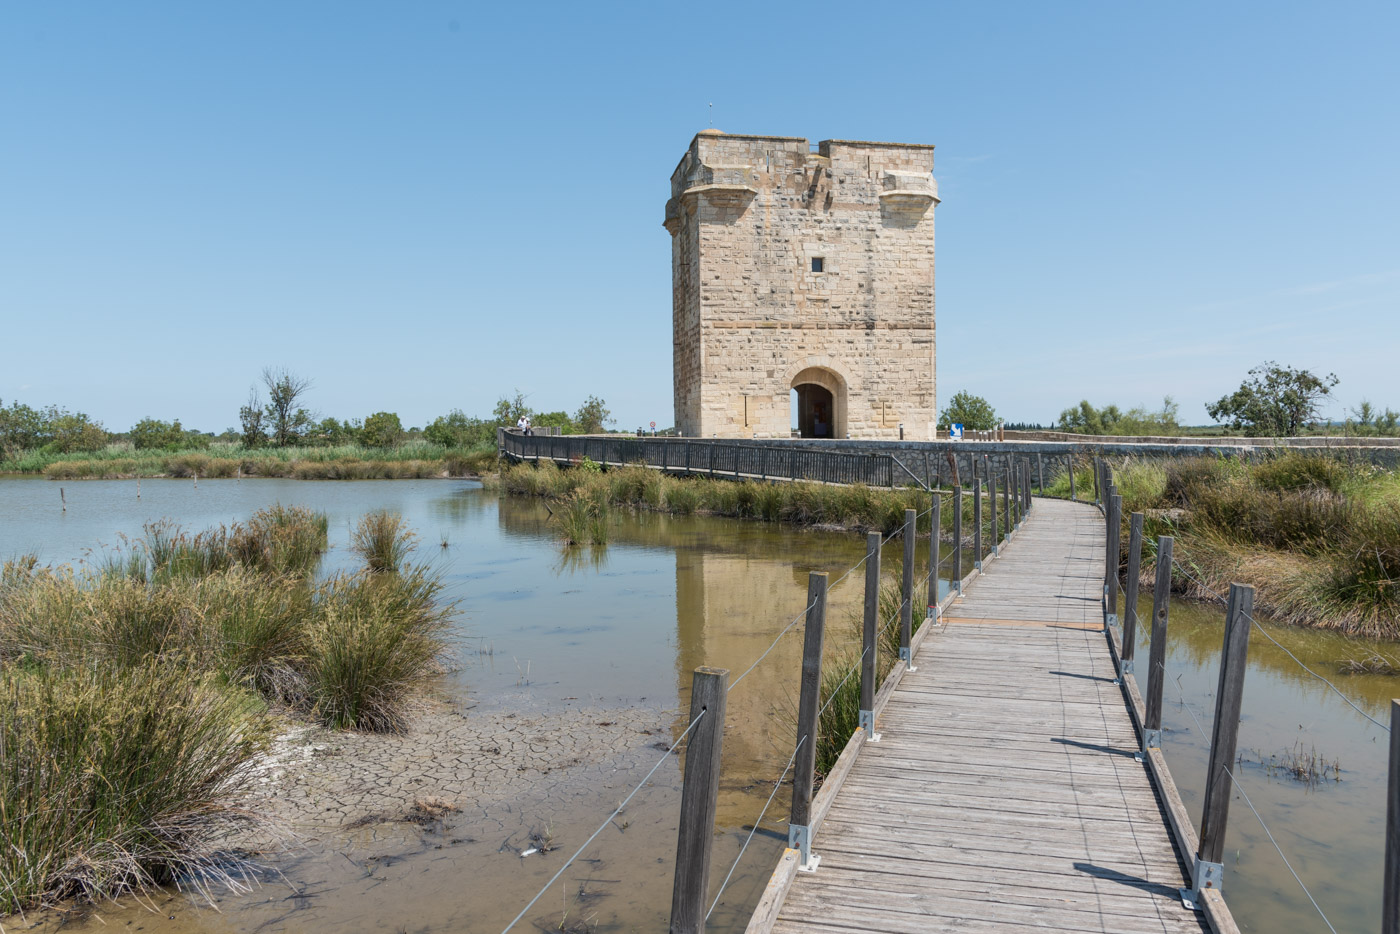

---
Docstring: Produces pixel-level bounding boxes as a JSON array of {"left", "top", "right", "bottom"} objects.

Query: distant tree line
[
  {"left": 0, "top": 368, "right": 618, "bottom": 459},
  {"left": 936, "top": 362, "right": 1397, "bottom": 438}
]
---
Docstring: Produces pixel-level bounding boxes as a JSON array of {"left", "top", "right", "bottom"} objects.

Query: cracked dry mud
[{"left": 241, "top": 701, "right": 674, "bottom": 846}]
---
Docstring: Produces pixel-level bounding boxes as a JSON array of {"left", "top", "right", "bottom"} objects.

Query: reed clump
[
  {"left": 351, "top": 510, "right": 417, "bottom": 573},
  {"left": 0, "top": 508, "right": 454, "bottom": 913},
  {"left": 0, "top": 662, "right": 273, "bottom": 916},
  {"left": 555, "top": 490, "right": 610, "bottom": 546}
]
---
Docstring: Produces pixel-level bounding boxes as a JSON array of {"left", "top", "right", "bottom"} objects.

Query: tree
[
  {"left": 130, "top": 417, "right": 187, "bottom": 450},
  {"left": 937, "top": 391, "right": 997, "bottom": 430},
  {"left": 573, "top": 395, "right": 614, "bottom": 434},
  {"left": 239, "top": 388, "right": 267, "bottom": 448},
  {"left": 0, "top": 399, "right": 48, "bottom": 457},
  {"left": 362, "top": 411, "right": 404, "bottom": 448},
  {"left": 531, "top": 410, "right": 574, "bottom": 433},
  {"left": 1206, "top": 362, "right": 1338, "bottom": 436},
  {"left": 261, "top": 367, "right": 314, "bottom": 447},
  {"left": 492, "top": 392, "right": 530, "bottom": 428},
  {"left": 1057, "top": 397, "right": 1179, "bottom": 435},
  {"left": 47, "top": 410, "right": 107, "bottom": 453},
  {"left": 1347, "top": 401, "right": 1400, "bottom": 437},
  {"left": 425, "top": 409, "right": 490, "bottom": 448}
]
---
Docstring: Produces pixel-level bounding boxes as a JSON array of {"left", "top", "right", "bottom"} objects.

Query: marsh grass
[
  {"left": 0, "top": 662, "right": 273, "bottom": 915},
  {"left": 0, "top": 508, "right": 454, "bottom": 912},
  {"left": 499, "top": 462, "right": 931, "bottom": 533},
  {"left": 306, "top": 568, "right": 452, "bottom": 732},
  {"left": 1239, "top": 742, "right": 1341, "bottom": 786},
  {"left": 1042, "top": 452, "right": 1400, "bottom": 636},
  {"left": 22, "top": 440, "right": 499, "bottom": 480}
]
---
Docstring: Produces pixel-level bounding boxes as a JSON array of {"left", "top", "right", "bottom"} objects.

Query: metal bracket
[
  {"left": 788, "top": 824, "right": 821, "bottom": 873},
  {"left": 1143, "top": 728, "right": 1162, "bottom": 750},
  {"left": 900, "top": 646, "right": 917, "bottom": 672},
  {"left": 974, "top": 560, "right": 982, "bottom": 571},
  {"left": 1120, "top": 658, "right": 1134, "bottom": 676},
  {"left": 1180, "top": 859, "right": 1223, "bottom": 910},
  {"left": 859, "top": 710, "right": 881, "bottom": 743}
]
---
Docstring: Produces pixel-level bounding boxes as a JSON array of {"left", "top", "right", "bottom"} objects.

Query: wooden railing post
[
  {"left": 790, "top": 572, "right": 829, "bottom": 871},
  {"left": 669, "top": 665, "right": 729, "bottom": 934},
  {"left": 900, "top": 508, "right": 917, "bottom": 671},
  {"left": 1384, "top": 699, "right": 1400, "bottom": 934},
  {"left": 926, "top": 494, "right": 941, "bottom": 619},
  {"left": 1002, "top": 465, "right": 1012, "bottom": 537},
  {"left": 951, "top": 485, "right": 964, "bottom": 591},
  {"left": 1143, "top": 535, "right": 1172, "bottom": 751},
  {"left": 859, "top": 533, "right": 882, "bottom": 742},
  {"left": 1121, "top": 513, "right": 1145, "bottom": 676},
  {"left": 1186, "top": 582, "right": 1254, "bottom": 908},
  {"left": 973, "top": 479, "right": 984, "bottom": 569},
  {"left": 989, "top": 472, "right": 999, "bottom": 556},
  {"left": 1069, "top": 456, "right": 1077, "bottom": 501},
  {"left": 1092, "top": 457, "right": 1101, "bottom": 504},
  {"left": 1105, "top": 493, "right": 1122, "bottom": 631},
  {"left": 1037, "top": 453, "right": 1044, "bottom": 494}
]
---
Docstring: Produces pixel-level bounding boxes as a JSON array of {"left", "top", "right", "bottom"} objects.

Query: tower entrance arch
[{"left": 791, "top": 366, "right": 846, "bottom": 439}]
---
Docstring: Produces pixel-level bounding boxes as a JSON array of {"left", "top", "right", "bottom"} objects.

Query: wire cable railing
[
  {"left": 500, "top": 709, "right": 707, "bottom": 933},
  {"left": 1163, "top": 666, "right": 1341, "bottom": 934},
  {"left": 1167, "top": 548, "right": 1390, "bottom": 734}
]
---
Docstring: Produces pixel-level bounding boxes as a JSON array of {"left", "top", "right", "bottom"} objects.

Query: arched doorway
[{"left": 790, "top": 366, "right": 847, "bottom": 439}]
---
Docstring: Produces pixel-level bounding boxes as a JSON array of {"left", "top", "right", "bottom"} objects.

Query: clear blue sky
[{"left": 2, "top": 1, "right": 1396, "bottom": 433}]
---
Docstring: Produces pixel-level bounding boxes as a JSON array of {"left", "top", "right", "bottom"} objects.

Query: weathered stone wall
[{"left": 666, "top": 131, "right": 937, "bottom": 439}]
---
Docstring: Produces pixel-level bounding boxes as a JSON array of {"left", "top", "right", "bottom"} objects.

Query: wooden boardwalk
[{"left": 769, "top": 498, "right": 1209, "bottom": 934}]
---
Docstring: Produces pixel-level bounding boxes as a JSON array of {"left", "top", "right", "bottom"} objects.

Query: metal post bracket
[
  {"left": 788, "top": 824, "right": 821, "bottom": 873},
  {"left": 858, "top": 710, "right": 881, "bottom": 743},
  {"left": 1180, "top": 859, "right": 1223, "bottom": 910},
  {"left": 899, "top": 646, "right": 917, "bottom": 672}
]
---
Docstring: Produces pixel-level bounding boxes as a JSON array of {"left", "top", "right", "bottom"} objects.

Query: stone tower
[{"left": 665, "top": 131, "right": 938, "bottom": 440}]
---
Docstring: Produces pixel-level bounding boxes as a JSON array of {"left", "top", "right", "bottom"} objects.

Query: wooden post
[
  {"left": 923, "top": 450, "right": 933, "bottom": 490},
  {"left": 1093, "top": 457, "right": 1101, "bottom": 504},
  {"left": 1190, "top": 582, "right": 1254, "bottom": 902},
  {"left": 1068, "top": 457, "right": 1076, "bottom": 501},
  {"left": 1002, "top": 465, "right": 1012, "bottom": 537},
  {"left": 988, "top": 472, "right": 999, "bottom": 555},
  {"left": 1122, "top": 513, "right": 1144, "bottom": 672},
  {"left": 669, "top": 665, "right": 729, "bottom": 934},
  {"left": 859, "top": 533, "right": 881, "bottom": 740},
  {"left": 951, "top": 485, "right": 963, "bottom": 590},
  {"left": 1036, "top": 453, "right": 1044, "bottom": 494},
  {"left": 926, "top": 495, "right": 941, "bottom": 618},
  {"left": 973, "top": 479, "right": 983, "bottom": 569},
  {"left": 900, "top": 508, "right": 916, "bottom": 669},
  {"left": 1384, "top": 699, "right": 1400, "bottom": 934},
  {"left": 1143, "top": 536, "right": 1172, "bottom": 750},
  {"left": 1105, "top": 494, "right": 1122, "bottom": 629},
  {"left": 790, "top": 572, "right": 829, "bottom": 871}
]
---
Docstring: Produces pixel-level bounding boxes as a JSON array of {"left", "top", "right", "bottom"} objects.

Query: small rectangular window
[{"left": 811, "top": 257, "right": 824, "bottom": 273}]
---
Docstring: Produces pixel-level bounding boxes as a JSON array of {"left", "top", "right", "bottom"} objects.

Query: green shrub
[{"left": 1253, "top": 452, "right": 1346, "bottom": 493}]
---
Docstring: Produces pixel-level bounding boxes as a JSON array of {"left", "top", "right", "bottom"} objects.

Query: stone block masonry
[{"left": 665, "top": 131, "right": 938, "bottom": 440}]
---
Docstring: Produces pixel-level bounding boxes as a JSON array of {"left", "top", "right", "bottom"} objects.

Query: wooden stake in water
[
  {"left": 60, "top": 487, "right": 66, "bottom": 513},
  {"left": 137, "top": 477, "right": 141, "bottom": 500}
]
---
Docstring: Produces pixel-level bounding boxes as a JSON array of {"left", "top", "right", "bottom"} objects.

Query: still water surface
[{"left": 2, "top": 477, "right": 1397, "bottom": 932}]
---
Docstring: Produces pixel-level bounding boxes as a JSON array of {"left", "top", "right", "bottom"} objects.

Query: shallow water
[{"left": 2, "top": 477, "right": 1396, "bottom": 932}]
